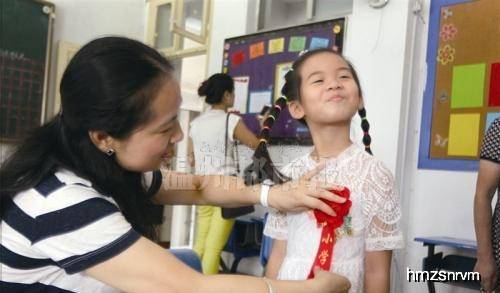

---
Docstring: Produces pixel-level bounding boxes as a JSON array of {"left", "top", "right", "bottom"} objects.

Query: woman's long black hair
[
  {"left": 244, "top": 49, "right": 372, "bottom": 186},
  {"left": 0, "top": 37, "right": 173, "bottom": 240}
]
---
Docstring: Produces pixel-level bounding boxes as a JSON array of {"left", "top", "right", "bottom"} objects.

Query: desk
[{"left": 414, "top": 237, "right": 480, "bottom": 292}]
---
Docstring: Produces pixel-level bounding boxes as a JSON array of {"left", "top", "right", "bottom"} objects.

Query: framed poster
[{"left": 223, "top": 18, "right": 346, "bottom": 144}]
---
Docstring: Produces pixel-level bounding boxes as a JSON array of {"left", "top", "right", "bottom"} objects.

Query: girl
[
  {"left": 244, "top": 49, "right": 404, "bottom": 292},
  {"left": 190, "top": 73, "right": 261, "bottom": 274},
  {"left": 0, "top": 37, "right": 352, "bottom": 293}
]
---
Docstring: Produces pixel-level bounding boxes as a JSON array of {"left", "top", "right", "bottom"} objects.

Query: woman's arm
[
  {"left": 86, "top": 236, "right": 351, "bottom": 293},
  {"left": 153, "top": 165, "right": 347, "bottom": 215},
  {"left": 474, "top": 159, "right": 500, "bottom": 292},
  {"left": 233, "top": 120, "right": 260, "bottom": 150},
  {"left": 364, "top": 250, "right": 392, "bottom": 293},
  {"left": 187, "top": 137, "right": 195, "bottom": 168},
  {"left": 265, "top": 239, "right": 287, "bottom": 279}
]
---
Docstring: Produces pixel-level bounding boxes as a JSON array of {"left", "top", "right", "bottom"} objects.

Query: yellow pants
[{"left": 193, "top": 206, "right": 235, "bottom": 274}]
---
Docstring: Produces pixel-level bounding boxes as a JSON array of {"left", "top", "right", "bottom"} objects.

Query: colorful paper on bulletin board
[
  {"left": 289, "top": 36, "right": 306, "bottom": 52},
  {"left": 250, "top": 42, "right": 265, "bottom": 59},
  {"left": 233, "top": 76, "right": 250, "bottom": 113},
  {"left": 274, "top": 62, "right": 293, "bottom": 101},
  {"left": 268, "top": 38, "right": 285, "bottom": 54},
  {"left": 418, "top": 0, "right": 500, "bottom": 171},
  {"left": 309, "top": 37, "right": 329, "bottom": 50},
  {"left": 489, "top": 62, "right": 500, "bottom": 106},
  {"left": 222, "top": 19, "right": 345, "bottom": 145},
  {"left": 248, "top": 91, "right": 272, "bottom": 113},
  {"left": 450, "top": 63, "right": 485, "bottom": 109},
  {"left": 485, "top": 112, "right": 500, "bottom": 133},
  {"left": 231, "top": 50, "right": 246, "bottom": 68},
  {"left": 447, "top": 113, "right": 480, "bottom": 156}
]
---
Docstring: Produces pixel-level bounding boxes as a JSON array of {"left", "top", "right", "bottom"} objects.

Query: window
[{"left": 146, "top": 0, "right": 211, "bottom": 58}]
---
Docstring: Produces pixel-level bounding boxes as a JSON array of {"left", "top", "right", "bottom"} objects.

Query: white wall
[
  {"left": 46, "top": 0, "right": 147, "bottom": 118},
  {"left": 399, "top": 0, "right": 480, "bottom": 292},
  {"left": 207, "top": 0, "right": 250, "bottom": 75}
]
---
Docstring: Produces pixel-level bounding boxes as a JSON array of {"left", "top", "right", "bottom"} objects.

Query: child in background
[{"left": 244, "top": 49, "right": 404, "bottom": 292}]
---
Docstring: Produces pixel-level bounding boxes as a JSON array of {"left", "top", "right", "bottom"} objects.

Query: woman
[
  {"left": 0, "top": 36, "right": 349, "bottom": 293},
  {"left": 190, "top": 73, "right": 261, "bottom": 274},
  {"left": 474, "top": 118, "right": 500, "bottom": 293}
]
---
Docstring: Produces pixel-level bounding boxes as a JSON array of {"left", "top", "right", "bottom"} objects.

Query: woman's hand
[
  {"left": 475, "top": 255, "right": 498, "bottom": 292},
  {"left": 309, "top": 268, "right": 351, "bottom": 293},
  {"left": 267, "top": 163, "right": 347, "bottom": 216}
]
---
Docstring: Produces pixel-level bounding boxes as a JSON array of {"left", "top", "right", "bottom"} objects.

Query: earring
[{"left": 105, "top": 148, "right": 115, "bottom": 156}]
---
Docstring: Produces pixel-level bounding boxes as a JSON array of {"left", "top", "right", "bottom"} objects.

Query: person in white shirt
[
  {"left": 189, "top": 73, "right": 262, "bottom": 274},
  {"left": 245, "top": 49, "right": 403, "bottom": 293}
]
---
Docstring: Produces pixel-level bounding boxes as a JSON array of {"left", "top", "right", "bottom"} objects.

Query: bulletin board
[
  {"left": 0, "top": 0, "right": 54, "bottom": 142},
  {"left": 222, "top": 18, "right": 346, "bottom": 145},
  {"left": 418, "top": 0, "right": 500, "bottom": 171}
]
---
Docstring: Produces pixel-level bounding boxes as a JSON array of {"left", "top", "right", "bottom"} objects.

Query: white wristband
[{"left": 260, "top": 180, "right": 273, "bottom": 207}]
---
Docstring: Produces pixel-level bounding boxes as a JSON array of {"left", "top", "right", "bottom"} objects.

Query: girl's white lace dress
[{"left": 264, "top": 144, "right": 404, "bottom": 292}]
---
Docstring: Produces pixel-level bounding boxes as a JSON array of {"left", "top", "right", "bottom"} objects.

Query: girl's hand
[
  {"left": 267, "top": 163, "right": 347, "bottom": 216},
  {"left": 309, "top": 267, "right": 351, "bottom": 293},
  {"left": 475, "top": 255, "right": 498, "bottom": 292}
]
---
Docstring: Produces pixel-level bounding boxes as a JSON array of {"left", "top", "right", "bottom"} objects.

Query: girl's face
[
  {"left": 113, "top": 78, "right": 183, "bottom": 172},
  {"left": 290, "top": 52, "right": 361, "bottom": 126}
]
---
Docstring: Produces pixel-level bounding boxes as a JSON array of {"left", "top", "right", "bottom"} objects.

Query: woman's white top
[
  {"left": 264, "top": 144, "right": 404, "bottom": 292},
  {"left": 189, "top": 108, "right": 241, "bottom": 175}
]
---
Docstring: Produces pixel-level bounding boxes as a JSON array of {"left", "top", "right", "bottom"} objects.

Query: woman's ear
[
  {"left": 288, "top": 100, "right": 305, "bottom": 120},
  {"left": 223, "top": 90, "right": 232, "bottom": 100},
  {"left": 88, "top": 130, "right": 115, "bottom": 153}
]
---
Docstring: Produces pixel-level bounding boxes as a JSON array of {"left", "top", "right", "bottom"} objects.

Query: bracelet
[
  {"left": 260, "top": 184, "right": 271, "bottom": 207},
  {"left": 263, "top": 278, "right": 275, "bottom": 293}
]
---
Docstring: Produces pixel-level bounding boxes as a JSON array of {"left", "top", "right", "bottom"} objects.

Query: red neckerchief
[{"left": 307, "top": 187, "right": 351, "bottom": 279}]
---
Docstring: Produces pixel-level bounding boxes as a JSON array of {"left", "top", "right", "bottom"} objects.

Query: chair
[
  {"left": 259, "top": 213, "right": 273, "bottom": 267},
  {"left": 169, "top": 248, "right": 202, "bottom": 273},
  {"left": 221, "top": 219, "right": 263, "bottom": 273}
]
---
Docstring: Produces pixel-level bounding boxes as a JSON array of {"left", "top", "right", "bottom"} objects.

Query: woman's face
[
  {"left": 225, "top": 90, "right": 235, "bottom": 107},
  {"left": 113, "top": 78, "right": 183, "bottom": 172},
  {"left": 290, "top": 52, "right": 361, "bottom": 126}
]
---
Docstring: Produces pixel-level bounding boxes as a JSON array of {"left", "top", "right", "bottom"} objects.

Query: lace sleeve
[
  {"left": 363, "top": 160, "right": 404, "bottom": 251},
  {"left": 263, "top": 210, "right": 288, "bottom": 240}
]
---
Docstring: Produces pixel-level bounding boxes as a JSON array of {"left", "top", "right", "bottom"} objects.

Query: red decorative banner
[{"left": 307, "top": 187, "right": 351, "bottom": 279}]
